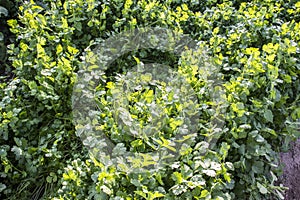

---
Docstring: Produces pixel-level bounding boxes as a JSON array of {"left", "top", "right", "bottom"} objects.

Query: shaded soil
[{"left": 280, "top": 138, "right": 300, "bottom": 200}]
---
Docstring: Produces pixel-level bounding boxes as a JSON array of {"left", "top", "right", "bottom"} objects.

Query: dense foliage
[
  {"left": 0, "top": 0, "right": 299, "bottom": 199},
  {"left": 0, "top": 0, "right": 19, "bottom": 80}
]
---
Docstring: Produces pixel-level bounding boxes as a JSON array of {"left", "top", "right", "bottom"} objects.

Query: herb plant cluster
[
  {"left": 0, "top": 0, "right": 19, "bottom": 80},
  {"left": 0, "top": 0, "right": 299, "bottom": 199}
]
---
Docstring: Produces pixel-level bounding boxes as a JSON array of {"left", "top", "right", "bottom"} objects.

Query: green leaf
[
  {"left": 0, "top": 32, "right": 3, "bottom": 41},
  {"left": 171, "top": 185, "right": 186, "bottom": 195},
  {"left": 287, "top": 46, "right": 297, "bottom": 54},
  {"left": 154, "top": 137, "right": 176, "bottom": 152},
  {"left": 117, "top": 107, "right": 133, "bottom": 126},
  {"left": 112, "top": 143, "right": 127, "bottom": 156},
  {"left": 0, "top": 149, "right": 7, "bottom": 157},
  {"left": 11, "top": 146, "right": 22, "bottom": 158},
  {"left": 0, "top": 6, "right": 8, "bottom": 17},
  {"left": 144, "top": 89, "right": 154, "bottom": 103},
  {"left": 0, "top": 183, "right": 6, "bottom": 192},
  {"left": 56, "top": 44, "right": 63, "bottom": 55},
  {"left": 141, "top": 73, "right": 152, "bottom": 82},
  {"left": 264, "top": 109, "right": 273, "bottom": 123},
  {"left": 210, "top": 162, "right": 221, "bottom": 171},
  {"left": 67, "top": 45, "right": 79, "bottom": 54},
  {"left": 135, "top": 190, "right": 147, "bottom": 199},
  {"left": 172, "top": 172, "right": 183, "bottom": 184},
  {"left": 61, "top": 17, "right": 68, "bottom": 28},
  {"left": 257, "top": 182, "right": 268, "bottom": 194},
  {"left": 200, "top": 189, "right": 209, "bottom": 198},
  {"left": 169, "top": 118, "right": 183, "bottom": 130},
  {"left": 203, "top": 169, "right": 216, "bottom": 177},
  {"left": 151, "top": 191, "right": 165, "bottom": 199},
  {"left": 46, "top": 176, "right": 52, "bottom": 183},
  {"left": 14, "top": 137, "right": 22, "bottom": 146},
  {"left": 194, "top": 141, "right": 209, "bottom": 154},
  {"left": 100, "top": 185, "right": 112, "bottom": 195}
]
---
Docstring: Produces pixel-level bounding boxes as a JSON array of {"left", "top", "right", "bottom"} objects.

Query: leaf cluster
[{"left": 0, "top": 0, "right": 299, "bottom": 199}]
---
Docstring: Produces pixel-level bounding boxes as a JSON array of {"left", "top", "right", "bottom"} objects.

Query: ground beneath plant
[{"left": 280, "top": 138, "right": 300, "bottom": 200}]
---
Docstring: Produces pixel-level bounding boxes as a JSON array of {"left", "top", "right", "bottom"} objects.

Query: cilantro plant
[{"left": 0, "top": 0, "right": 299, "bottom": 199}]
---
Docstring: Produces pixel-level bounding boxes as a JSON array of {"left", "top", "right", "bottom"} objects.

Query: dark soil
[{"left": 280, "top": 138, "right": 300, "bottom": 200}]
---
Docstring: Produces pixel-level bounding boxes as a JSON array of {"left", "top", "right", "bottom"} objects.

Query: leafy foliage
[
  {"left": 0, "top": 0, "right": 299, "bottom": 199},
  {"left": 0, "top": 0, "right": 19, "bottom": 81}
]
